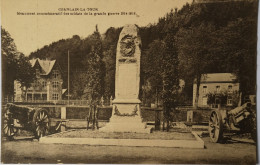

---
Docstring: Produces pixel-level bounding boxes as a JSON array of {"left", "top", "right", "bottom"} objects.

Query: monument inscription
[{"left": 118, "top": 64, "right": 138, "bottom": 99}]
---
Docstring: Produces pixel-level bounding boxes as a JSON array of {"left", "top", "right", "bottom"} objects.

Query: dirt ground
[{"left": 1, "top": 136, "right": 257, "bottom": 164}]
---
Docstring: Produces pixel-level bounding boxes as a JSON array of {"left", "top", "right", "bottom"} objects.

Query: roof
[
  {"left": 199, "top": 73, "right": 237, "bottom": 83},
  {"left": 30, "top": 59, "right": 37, "bottom": 66},
  {"left": 29, "top": 58, "right": 56, "bottom": 75},
  {"left": 62, "top": 89, "right": 67, "bottom": 95}
]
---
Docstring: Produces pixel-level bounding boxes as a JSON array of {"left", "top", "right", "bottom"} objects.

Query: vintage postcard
[{"left": 1, "top": 0, "right": 258, "bottom": 164}]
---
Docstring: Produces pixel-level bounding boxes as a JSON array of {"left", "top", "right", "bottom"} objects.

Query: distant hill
[{"left": 28, "top": 0, "right": 257, "bottom": 99}]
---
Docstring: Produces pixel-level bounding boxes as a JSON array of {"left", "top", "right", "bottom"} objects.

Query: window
[
  {"left": 215, "top": 98, "right": 220, "bottom": 104},
  {"left": 34, "top": 81, "right": 41, "bottom": 88},
  {"left": 216, "top": 86, "right": 220, "bottom": 93},
  {"left": 53, "top": 70, "right": 59, "bottom": 79},
  {"left": 227, "top": 99, "right": 232, "bottom": 105},
  {"left": 36, "top": 69, "right": 40, "bottom": 77},
  {"left": 228, "top": 85, "right": 232, "bottom": 92},
  {"left": 42, "top": 94, "right": 47, "bottom": 100},
  {"left": 52, "top": 81, "right": 59, "bottom": 89},
  {"left": 42, "top": 81, "right": 47, "bottom": 88},
  {"left": 52, "top": 93, "right": 59, "bottom": 100},
  {"left": 202, "top": 86, "right": 207, "bottom": 93}
]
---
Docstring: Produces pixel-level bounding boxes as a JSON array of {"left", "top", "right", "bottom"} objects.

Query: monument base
[
  {"left": 99, "top": 116, "right": 151, "bottom": 133},
  {"left": 99, "top": 101, "right": 151, "bottom": 133}
]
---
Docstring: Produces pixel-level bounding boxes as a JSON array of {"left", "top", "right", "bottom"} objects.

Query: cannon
[
  {"left": 209, "top": 102, "right": 256, "bottom": 143},
  {"left": 2, "top": 103, "right": 50, "bottom": 140}
]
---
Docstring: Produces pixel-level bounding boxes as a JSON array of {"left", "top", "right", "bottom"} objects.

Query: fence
[{"left": 3, "top": 99, "right": 114, "bottom": 106}]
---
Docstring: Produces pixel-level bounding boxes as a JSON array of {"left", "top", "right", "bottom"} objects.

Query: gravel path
[{"left": 1, "top": 137, "right": 256, "bottom": 164}]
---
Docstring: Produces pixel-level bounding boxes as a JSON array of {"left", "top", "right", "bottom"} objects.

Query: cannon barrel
[
  {"left": 7, "top": 103, "right": 34, "bottom": 112},
  {"left": 6, "top": 103, "right": 36, "bottom": 125},
  {"left": 228, "top": 102, "right": 251, "bottom": 115},
  {"left": 228, "top": 102, "right": 251, "bottom": 124}
]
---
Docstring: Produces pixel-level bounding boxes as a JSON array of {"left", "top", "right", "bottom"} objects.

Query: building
[
  {"left": 193, "top": 73, "right": 239, "bottom": 107},
  {"left": 14, "top": 58, "right": 64, "bottom": 102}
]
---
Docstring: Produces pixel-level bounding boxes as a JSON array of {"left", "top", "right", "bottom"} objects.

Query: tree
[
  {"left": 23, "top": 0, "right": 257, "bottom": 106},
  {"left": 16, "top": 54, "right": 35, "bottom": 88},
  {"left": 161, "top": 33, "right": 179, "bottom": 131},
  {"left": 213, "top": 18, "right": 257, "bottom": 100},
  {"left": 176, "top": 23, "right": 216, "bottom": 109},
  {"left": 85, "top": 25, "right": 105, "bottom": 104},
  {"left": 2, "top": 28, "right": 36, "bottom": 102},
  {"left": 70, "top": 72, "right": 88, "bottom": 99},
  {"left": 84, "top": 25, "right": 106, "bottom": 130},
  {"left": 103, "top": 48, "right": 116, "bottom": 100},
  {"left": 102, "top": 27, "right": 121, "bottom": 100},
  {"left": 16, "top": 54, "right": 35, "bottom": 100},
  {"left": 2, "top": 27, "right": 19, "bottom": 101},
  {"left": 142, "top": 40, "right": 165, "bottom": 106}
]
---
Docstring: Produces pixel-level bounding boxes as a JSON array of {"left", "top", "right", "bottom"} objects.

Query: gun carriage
[
  {"left": 209, "top": 102, "right": 256, "bottom": 143},
  {"left": 2, "top": 103, "right": 50, "bottom": 140}
]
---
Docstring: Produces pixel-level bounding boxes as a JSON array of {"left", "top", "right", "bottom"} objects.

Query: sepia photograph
[{"left": 1, "top": 0, "right": 258, "bottom": 164}]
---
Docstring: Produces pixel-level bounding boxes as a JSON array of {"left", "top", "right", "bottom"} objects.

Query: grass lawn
[{"left": 49, "top": 129, "right": 195, "bottom": 140}]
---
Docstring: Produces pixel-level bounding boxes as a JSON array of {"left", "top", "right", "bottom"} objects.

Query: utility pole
[{"left": 68, "top": 50, "right": 70, "bottom": 105}]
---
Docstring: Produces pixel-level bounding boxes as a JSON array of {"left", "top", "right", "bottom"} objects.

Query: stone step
[
  {"left": 99, "top": 126, "right": 151, "bottom": 133},
  {"left": 109, "top": 117, "right": 143, "bottom": 123}
]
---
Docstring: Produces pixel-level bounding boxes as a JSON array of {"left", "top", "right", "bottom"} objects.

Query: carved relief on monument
[
  {"left": 114, "top": 105, "right": 138, "bottom": 117},
  {"left": 120, "top": 35, "right": 136, "bottom": 57}
]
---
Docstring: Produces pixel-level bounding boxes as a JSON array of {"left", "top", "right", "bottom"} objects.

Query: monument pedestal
[
  {"left": 100, "top": 99, "right": 151, "bottom": 133},
  {"left": 100, "top": 115, "right": 151, "bottom": 133}
]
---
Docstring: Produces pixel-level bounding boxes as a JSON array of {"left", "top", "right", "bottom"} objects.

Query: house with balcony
[
  {"left": 14, "top": 58, "right": 64, "bottom": 102},
  {"left": 192, "top": 73, "right": 239, "bottom": 107}
]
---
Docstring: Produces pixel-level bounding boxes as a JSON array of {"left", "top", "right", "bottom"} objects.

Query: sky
[{"left": 1, "top": 0, "right": 191, "bottom": 56}]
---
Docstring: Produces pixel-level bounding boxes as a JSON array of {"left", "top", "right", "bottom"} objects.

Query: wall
[
  {"left": 47, "top": 65, "right": 63, "bottom": 101},
  {"left": 193, "top": 82, "right": 239, "bottom": 107}
]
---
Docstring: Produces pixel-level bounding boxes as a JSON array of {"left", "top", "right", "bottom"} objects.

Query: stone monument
[{"left": 100, "top": 24, "right": 150, "bottom": 133}]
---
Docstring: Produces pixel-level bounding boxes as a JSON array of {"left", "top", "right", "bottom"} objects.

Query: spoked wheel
[
  {"left": 33, "top": 109, "right": 50, "bottom": 139},
  {"left": 3, "top": 113, "right": 16, "bottom": 140},
  {"left": 209, "top": 110, "right": 223, "bottom": 143}
]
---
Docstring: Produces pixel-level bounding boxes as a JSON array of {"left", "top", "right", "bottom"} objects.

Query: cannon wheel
[
  {"left": 209, "top": 110, "right": 223, "bottom": 143},
  {"left": 32, "top": 109, "right": 50, "bottom": 139},
  {"left": 3, "top": 113, "right": 16, "bottom": 140}
]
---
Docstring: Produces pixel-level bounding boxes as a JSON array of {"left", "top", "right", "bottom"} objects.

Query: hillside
[{"left": 28, "top": 0, "right": 257, "bottom": 101}]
